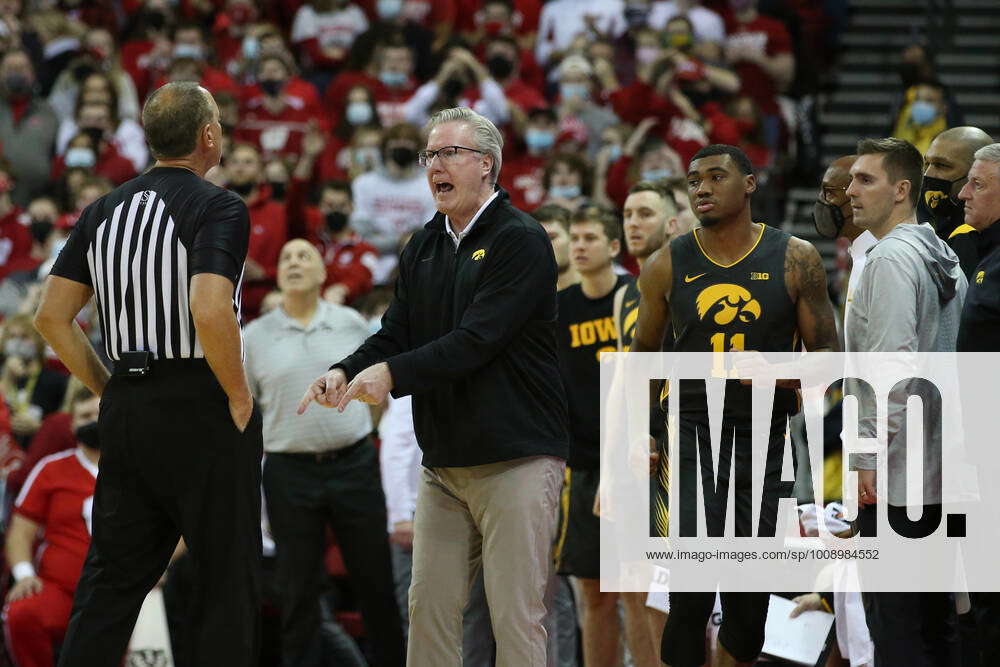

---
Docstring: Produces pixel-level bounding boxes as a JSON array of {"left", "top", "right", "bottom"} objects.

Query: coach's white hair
[
  {"left": 425, "top": 107, "right": 503, "bottom": 185},
  {"left": 974, "top": 143, "right": 1000, "bottom": 175}
]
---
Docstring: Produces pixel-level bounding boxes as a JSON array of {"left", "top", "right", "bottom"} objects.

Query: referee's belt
[
  {"left": 273, "top": 436, "right": 369, "bottom": 463},
  {"left": 112, "top": 352, "right": 209, "bottom": 378}
]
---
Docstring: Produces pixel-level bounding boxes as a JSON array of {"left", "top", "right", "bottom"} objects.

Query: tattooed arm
[{"left": 785, "top": 236, "right": 839, "bottom": 353}]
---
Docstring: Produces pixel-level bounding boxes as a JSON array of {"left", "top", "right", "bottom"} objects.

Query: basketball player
[
  {"left": 630, "top": 145, "right": 838, "bottom": 667},
  {"left": 613, "top": 180, "right": 684, "bottom": 662},
  {"left": 553, "top": 206, "right": 639, "bottom": 665}
]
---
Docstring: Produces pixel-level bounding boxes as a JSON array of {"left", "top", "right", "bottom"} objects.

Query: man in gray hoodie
[{"left": 844, "top": 136, "right": 966, "bottom": 666}]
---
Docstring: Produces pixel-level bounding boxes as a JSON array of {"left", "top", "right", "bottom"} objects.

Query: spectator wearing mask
[
  {"left": 556, "top": 55, "right": 620, "bottom": 160},
  {"left": 350, "top": 122, "right": 437, "bottom": 283},
  {"left": 291, "top": 0, "right": 369, "bottom": 83},
  {"left": 225, "top": 142, "right": 288, "bottom": 321},
  {"left": 51, "top": 127, "right": 136, "bottom": 187},
  {"left": 345, "top": 125, "right": 385, "bottom": 179},
  {"left": 153, "top": 20, "right": 241, "bottom": 98},
  {"left": 291, "top": 136, "right": 379, "bottom": 305},
  {"left": 405, "top": 47, "right": 510, "bottom": 127},
  {"left": 3, "top": 386, "right": 100, "bottom": 667},
  {"left": 483, "top": 35, "right": 545, "bottom": 116},
  {"left": 56, "top": 76, "right": 148, "bottom": 172},
  {"left": 0, "top": 313, "right": 68, "bottom": 447},
  {"left": 0, "top": 195, "right": 58, "bottom": 284},
  {"left": 48, "top": 26, "right": 141, "bottom": 125},
  {"left": 605, "top": 118, "right": 684, "bottom": 207},
  {"left": 208, "top": 0, "right": 261, "bottom": 75},
  {"left": 237, "top": 54, "right": 329, "bottom": 162},
  {"left": 0, "top": 50, "right": 59, "bottom": 207},
  {"left": 500, "top": 106, "right": 557, "bottom": 211},
  {"left": 892, "top": 81, "right": 950, "bottom": 155},
  {"left": 357, "top": 0, "right": 436, "bottom": 81},
  {"left": 313, "top": 85, "right": 381, "bottom": 183},
  {"left": 723, "top": 0, "right": 794, "bottom": 149},
  {"left": 543, "top": 152, "right": 592, "bottom": 211},
  {"left": 0, "top": 160, "right": 29, "bottom": 281},
  {"left": 467, "top": 0, "right": 545, "bottom": 90},
  {"left": 663, "top": 15, "right": 742, "bottom": 112}
]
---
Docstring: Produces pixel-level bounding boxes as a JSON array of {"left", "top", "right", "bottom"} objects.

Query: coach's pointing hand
[
  {"left": 338, "top": 362, "right": 393, "bottom": 412},
  {"left": 297, "top": 368, "right": 349, "bottom": 413}
]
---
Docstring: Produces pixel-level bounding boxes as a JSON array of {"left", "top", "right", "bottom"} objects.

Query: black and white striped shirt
[{"left": 51, "top": 167, "right": 250, "bottom": 361}]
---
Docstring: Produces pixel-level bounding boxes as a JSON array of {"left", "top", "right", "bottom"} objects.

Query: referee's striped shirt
[{"left": 50, "top": 167, "right": 250, "bottom": 361}]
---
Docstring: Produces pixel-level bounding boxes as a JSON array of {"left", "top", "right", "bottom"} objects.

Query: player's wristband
[{"left": 12, "top": 561, "right": 35, "bottom": 582}]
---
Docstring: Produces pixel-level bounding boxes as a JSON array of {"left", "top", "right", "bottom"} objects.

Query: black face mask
[
  {"left": 29, "top": 219, "right": 53, "bottom": 244},
  {"left": 80, "top": 126, "right": 105, "bottom": 148},
  {"left": 443, "top": 77, "right": 465, "bottom": 99},
  {"left": 812, "top": 199, "right": 847, "bottom": 239},
  {"left": 486, "top": 55, "right": 514, "bottom": 80},
  {"left": 259, "top": 79, "right": 284, "bottom": 97},
  {"left": 229, "top": 181, "right": 254, "bottom": 196},
  {"left": 326, "top": 211, "right": 349, "bottom": 233},
  {"left": 4, "top": 73, "right": 31, "bottom": 97},
  {"left": 269, "top": 181, "right": 286, "bottom": 200},
  {"left": 144, "top": 9, "right": 167, "bottom": 31},
  {"left": 920, "top": 174, "right": 964, "bottom": 227},
  {"left": 75, "top": 421, "right": 100, "bottom": 450},
  {"left": 72, "top": 60, "right": 97, "bottom": 83},
  {"left": 389, "top": 146, "right": 416, "bottom": 167}
]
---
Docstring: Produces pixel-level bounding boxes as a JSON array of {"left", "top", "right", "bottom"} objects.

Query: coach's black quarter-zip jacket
[{"left": 335, "top": 188, "right": 570, "bottom": 467}]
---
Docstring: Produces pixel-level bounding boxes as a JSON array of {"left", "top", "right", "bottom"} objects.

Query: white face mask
[{"left": 65, "top": 147, "right": 96, "bottom": 169}]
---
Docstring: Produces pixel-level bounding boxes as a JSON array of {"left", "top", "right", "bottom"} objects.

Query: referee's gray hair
[
  {"left": 974, "top": 143, "right": 1000, "bottom": 176},
  {"left": 425, "top": 107, "right": 503, "bottom": 185}
]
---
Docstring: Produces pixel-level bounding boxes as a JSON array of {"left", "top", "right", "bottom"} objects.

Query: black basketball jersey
[
  {"left": 668, "top": 224, "right": 799, "bottom": 417},
  {"left": 617, "top": 279, "right": 675, "bottom": 351},
  {"left": 558, "top": 274, "right": 633, "bottom": 469}
]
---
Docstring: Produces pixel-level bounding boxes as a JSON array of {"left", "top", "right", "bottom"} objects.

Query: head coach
[
  {"left": 299, "top": 106, "right": 570, "bottom": 665},
  {"left": 33, "top": 82, "right": 263, "bottom": 666}
]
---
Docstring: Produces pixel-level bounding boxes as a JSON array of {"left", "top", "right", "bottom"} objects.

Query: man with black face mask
[
  {"left": 225, "top": 142, "right": 288, "bottom": 321},
  {"left": 350, "top": 122, "right": 436, "bottom": 283},
  {"left": 4, "top": 387, "right": 101, "bottom": 667},
  {"left": 918, "top": 126, "right": 994, "bottom": 278},
  {"left": 0, "top": 50, "right": 58, "bottom": 206},
  {"left": 812, "top": 154, "right": 876, "bottom": 336},
  {"left": 288, "top": 149, "right": 380, "bottom": 309}
]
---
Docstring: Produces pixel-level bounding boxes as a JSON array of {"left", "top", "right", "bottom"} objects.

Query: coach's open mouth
[{"left": 435, "top": 182, "right": 454, "bottom": 193}]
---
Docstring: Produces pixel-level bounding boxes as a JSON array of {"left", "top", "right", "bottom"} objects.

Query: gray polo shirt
[{"left": 245, "top": 300, "right": 372, "bottom": 454}]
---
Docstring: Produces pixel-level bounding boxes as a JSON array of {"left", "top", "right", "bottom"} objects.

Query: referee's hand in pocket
[{"left": 298, "top": 368, "right": 348, "bottom": 414}]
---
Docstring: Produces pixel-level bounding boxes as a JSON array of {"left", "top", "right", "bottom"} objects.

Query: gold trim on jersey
[{"left": 693, "top": 223, "right": 767, "bottom": 268}]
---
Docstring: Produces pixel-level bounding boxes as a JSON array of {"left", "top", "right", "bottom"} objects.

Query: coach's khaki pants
[{"left": 407, "top": 455, "right": 565, "bottom": 667}]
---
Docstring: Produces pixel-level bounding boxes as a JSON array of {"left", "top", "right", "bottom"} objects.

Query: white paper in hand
[{"left": 761, "top": 594, "right": 834, "bottom": 666}]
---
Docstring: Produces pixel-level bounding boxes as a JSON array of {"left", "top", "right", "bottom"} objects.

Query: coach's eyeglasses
[{"left": 417, "top": 145, "right": 485, "bottom": 168}]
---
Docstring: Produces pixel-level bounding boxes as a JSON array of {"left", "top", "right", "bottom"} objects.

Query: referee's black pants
[
  {"left": 58, "top": 360, "right": 263, "bottom": 667},
  {"left": 263, "top": 440, "right": 405, "bottom": 667}
]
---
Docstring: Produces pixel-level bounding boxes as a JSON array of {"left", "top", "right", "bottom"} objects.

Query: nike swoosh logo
[
  {"left": 684, "top": 273, "right": 707, "bottom": 283},
  {"left": 420, "top": 256, "right": 433, "bottom": 262},
  {"left": 625, "top": 299, "right": 638, "bottom": 308}
]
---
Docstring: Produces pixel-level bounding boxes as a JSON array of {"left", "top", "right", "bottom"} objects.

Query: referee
[{"left": 33, "top": 82, "right": 263, "bottom": 666}]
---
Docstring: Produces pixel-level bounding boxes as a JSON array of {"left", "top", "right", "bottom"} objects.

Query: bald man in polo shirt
[{"left": 244, "top": 239, "right": 404, "bottom": 667}]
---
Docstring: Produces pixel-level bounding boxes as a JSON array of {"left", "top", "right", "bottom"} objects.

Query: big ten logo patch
[
  {"left": 127, "top": 649, "right": 170, "bottom": 667},
  {"left": 569, "top": 317, "right": 618, "bottom": 360}
]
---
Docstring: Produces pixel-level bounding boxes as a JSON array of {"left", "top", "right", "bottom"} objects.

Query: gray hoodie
[{"left": 846, "top": 222, "right": 967, "bottom": 505}]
